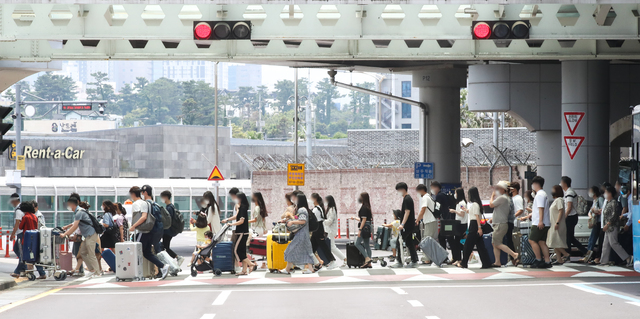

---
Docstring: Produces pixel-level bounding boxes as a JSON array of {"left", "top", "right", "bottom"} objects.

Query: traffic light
[
  {"left": 471, "top": 20, "right": 530, "bottom": 40},
  {"left": 0, "top": 106, "right": 13, "bottom": 154},
  {"left": 193, "top": 21, "right": 251, "bottom": 40}
]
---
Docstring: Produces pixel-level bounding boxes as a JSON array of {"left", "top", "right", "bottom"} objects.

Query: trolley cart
[{"left": 24, "top": 227, "right": 68, "bottom": 281}]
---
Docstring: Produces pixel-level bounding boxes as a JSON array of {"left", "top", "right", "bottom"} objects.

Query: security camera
[
  {"left": 98, "top": 105, "right": 105, "bottom": 115},
  {"left": 11, "top": 114, "right": 16, "bottom": 119},
  {"left": 461, "top": 138, "right": 474, "bottom": 148}
]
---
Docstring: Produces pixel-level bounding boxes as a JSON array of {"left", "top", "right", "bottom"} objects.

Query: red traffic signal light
[
  {"left": 193, "top": 21, "right": 252, "bottom": 40},
  {"left": 472, "top": 20, "right": 530, "bottom": 40}
]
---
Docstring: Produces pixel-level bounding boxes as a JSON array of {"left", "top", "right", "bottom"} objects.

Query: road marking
[
  {"left": 564, "top": 283, "right": 605, "bottom": 295},
  {"left": 441, "top": 268, "right": 474, "bottom": 274},
  {"left": 0, "top": 288, "right": 61, "bottom": 314},
  {"left": 627, "top": 302, "right": 640, "bottom": 307},
  {"left": 571, "top": 272, "right": 622, "bottom": 278},
  {"left": 391, "top": 287, "right": 407, "bottom": 295},
  {"left": 200, "top": 315, "right": 216, "bottom": 319},
  {"left": 567, "top": 283, "right": 640, "bottom": 303},
  {"left": 407, "top": 300, "right": 423, "bottom": 307},
  {"left": 426, "top": 316, "right": 441, "bottom": 319},
  {"left": 212, "top": 291, "right": 231, "bottom": 306}
]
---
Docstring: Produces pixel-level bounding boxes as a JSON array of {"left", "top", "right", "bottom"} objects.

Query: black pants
[
  {"left": 461, "top": 221, "right": 491, "bottom": 268},
  {"left": 438, "top": 228, "right": 455, "bottom": 261},
  {"left": 234, "top": 233, "right": 248, "bottom": 262},
  {"left": 138, "top": 233, "right": 164, "bottom": 269},
  {"left": 162, "top": 234, "right": 177, "bottom": 259},
  {"left": 399, "top": 228, "right": 419, "bottom": 263},
  {"left": 566, "top": 215, "right": 587, "bottom": 254},
  {"left": 451, "top": 223, "right": 466, "bottom": 262},
  {"left": 504, "top": 223, "right": 515, "bottom": 252}
]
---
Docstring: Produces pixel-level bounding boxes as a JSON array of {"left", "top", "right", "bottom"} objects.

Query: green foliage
[
  {"left": 33, "top": 72, "right": 77, "bottom": 101},
  {"left": 272, "top": 78, "right": 309, "bottom": 112},
  {"left": 265, "top": 110, "right": 293, "bottom": 140},
  {"left": 333, "top": 132, "right": 347, "bottom": 139},
  {"left": 315, "top": 132, "right": 330, "bottom": 139},
  {"left": 313, "top": 78, "right": 343, "bottom": 125},
  {"left": 86, "top": 72, "right": 115, "bottom": 102}
]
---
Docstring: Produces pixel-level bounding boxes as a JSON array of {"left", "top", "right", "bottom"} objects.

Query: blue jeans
[
  {"left": 138, "top": 232, "right": 164, "bottom": 269},
  {"left": 355, "top": 236, "right": 371, "bottom": 259},
  {"left": 13, "top": 233, "right": 45, "bottom": 276},
  {"left": 587, "top": 223, "right": 601, "bottom": 251}
]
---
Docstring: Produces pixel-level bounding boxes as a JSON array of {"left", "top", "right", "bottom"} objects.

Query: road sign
[
  {"left": 207, "top": 166, "right": 224, "bottom": 181},
  {"left": 16, "top": 155, "right": 25, "bottom": 171},
  {"left": 287, "top": 163, "right": 305, "bottom": 186},
  {"left": 564, "top": 136, "right": 585, "bottom": 160},
  {"left": 414, "top": 162, "right": 434, "bottom": 179},
  {"left": 62, "top": 105, "right": 92, "bottom": 111},
  {"left": 564, "top": 112, "right": 585, "bottom": 135}
]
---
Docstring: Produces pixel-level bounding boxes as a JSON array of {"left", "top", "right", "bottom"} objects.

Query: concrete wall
[{"left": 252, "top": 165, "right": 522, "bottom": 232}]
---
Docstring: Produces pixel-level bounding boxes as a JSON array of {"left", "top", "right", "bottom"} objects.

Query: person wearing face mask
[
  {"left": 489, "top": 181, "right": 519, "bottom": 267},
  {"left": 431, "top": 181, "right": 452, "bottom": 259},
  {"left": 221, "top": 188, "right": 241, "bottom": 271},
  {"left": 561, "top": 176, "right": 588, "bottom": 259},
  {"left": 282, "top": 192, "right": 296, "bottom": 220},
  {"left": 581, "top": 186, "right": 604, "bottom": 263},
  {"left": 99, "top": 200, "right": 118, "bottom": 252},
  {"left": 415, "top": 184, "right": 437, "bottom": 264},
  {"left": 529, "top": 176, "right": 552, "bottom": 268},
  {"left": 448, "top": 187, "right": 468, "bottom": 267},
  {"left": 599, "top": 187, "right": 632, "bottom": 267},
  {"left": 59, "top": 197, "right": 102, "bottom": 278},
  {"left": 390, "top": 182, "right": 419, "bottom": 268},
  {"left": 350, "top": 192, "right": 373, "bottom": 268},
  {"left": 161, "top": 190, "right": 183, "bottom": 266},
  {"left": 201, "top": 191, "right": 222, "bottom": 235}
]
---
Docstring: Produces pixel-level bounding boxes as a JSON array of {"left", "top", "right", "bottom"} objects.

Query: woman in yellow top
[{"left": 189, "top": 212, "right": 209, "bottom": 266}]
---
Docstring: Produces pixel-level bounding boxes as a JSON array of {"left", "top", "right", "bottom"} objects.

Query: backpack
[
  {"left": 146, "top": 200, "right": 165, "bottom": 232},
  {"left": 159, "top": 206, "right": 171, "bottom": 229},
  {"left": 168, "top": 204, "right": 184, "bottom": 235},
  {"left": 307, "top": 209, "right": 319, "bottom": 233},
  {"left": 79, "top": 209, "right": 105, "bottom": 235},
  {"left": 575, "top": 195, "right": 589, "bottom": 216},
  {"left": 427, "top": 195, "right": 442, "bottom": 219}
]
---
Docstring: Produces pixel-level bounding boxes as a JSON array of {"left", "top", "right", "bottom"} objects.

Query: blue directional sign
[{"left": 414, "top": 162, "right": 434, "bottom": 179}]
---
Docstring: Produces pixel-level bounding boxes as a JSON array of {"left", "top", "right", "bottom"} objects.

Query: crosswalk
[{"left": 67, "top": 263, "right": 639, "bottom": 289}]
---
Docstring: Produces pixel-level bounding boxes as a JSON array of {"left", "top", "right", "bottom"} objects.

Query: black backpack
[
  {"left": 80, "top": 209, "right": 105, "bottom": 235},
  {"left": 307, "top": 209, "right": 319, "bottom": 232},
  {"left": 168, "top": 204, "right": 185, "bottom": 235}
]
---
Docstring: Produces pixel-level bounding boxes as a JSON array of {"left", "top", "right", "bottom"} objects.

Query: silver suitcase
[
  {"left": 115, "top": 242, "right": 144, "bottom": 281},
  {"left": 156, "top": 250, "right": 180, "bottom": 276},
  {"left": 39, "top": 227, "right": 55, "bottom": 265}
]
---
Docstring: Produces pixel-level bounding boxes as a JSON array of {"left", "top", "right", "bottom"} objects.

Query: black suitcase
[
  {"left": 346, "top": 243, "right": 365, "bottom": 268},
  {"left": 374, "top": 226, "right": 384, "bottom": 250}
]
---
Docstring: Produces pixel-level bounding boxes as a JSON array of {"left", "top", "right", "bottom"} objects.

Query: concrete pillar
[
  {"left": 561, "top": 61, "right": 610, "bottom": 193},
  {"left": 536, "top": 130, "right": 562, "bottom": 194},
  {"left": 413, "top": 67, "right": 467, "bottom": 184}
]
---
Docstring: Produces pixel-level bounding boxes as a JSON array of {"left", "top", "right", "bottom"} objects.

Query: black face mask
[{"left": 357, "top": 199, "right": 362, "bottom": 204}]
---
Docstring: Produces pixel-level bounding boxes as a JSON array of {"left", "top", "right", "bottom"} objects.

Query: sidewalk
[{"left": 0, "top": 274, "right": 16, "bottom": 291}]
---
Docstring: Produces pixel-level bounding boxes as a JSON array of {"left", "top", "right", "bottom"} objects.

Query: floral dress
[{"left": 284, "top": 208, "right": 314, "bottom": 265}]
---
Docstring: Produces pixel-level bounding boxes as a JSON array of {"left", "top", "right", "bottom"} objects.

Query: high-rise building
[
  {"left": 227, "top": 63, "right": 262, "bottom": 90},
  {"left": 109, "top": 61, "right": 153, "bottom": 91},
  {"left": 379, "top": 74, "right": 421, "bottom": 130}
]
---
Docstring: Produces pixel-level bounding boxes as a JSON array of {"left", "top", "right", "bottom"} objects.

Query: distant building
[
  {"left": 378, "top": 73, "right": 421, "bottom": 130},
  {"left": 227, "top": 63, "right": 262, "bottom": 90}
]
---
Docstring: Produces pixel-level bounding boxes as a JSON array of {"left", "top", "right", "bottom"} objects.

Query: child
[
  {"left": 382, "top": 210, "right": 402, "bottom": 262},
  {"left": 188, "top": 212, "right": 210, "bottom": 266},
  {"left": 193, "top": 231, "right": 214, "bottom": 267}
]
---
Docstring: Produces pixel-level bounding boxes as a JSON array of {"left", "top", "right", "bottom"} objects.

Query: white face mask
[
  {"left": 141, "top": 195, "right": 146, "bottom": 200},
  {"left": 233, "top": 198, "right": 239, "bottom": 204},
  {"left": 430, "top": 189, "right": 436, "bottom": 195},
  {"left": 454, "top": 194, "right": 457, "bottom": 200},
  {"left": 201, "top": 203, "right": 208, "bottom": 209},
  {"left": 67, "top": 206, "right": 73, "bottom": 212},
  {"left": 494, "top": 190, "right": 501, "bottom": 197},
  {"left": 397, "top": 191, "right": 403, "bottom": 196},
  {"left": 588, "top": 192, "right": 594, "bottom": 198},
  {"left": 204, "top": 200, "right": 209, "bottom": 205}
]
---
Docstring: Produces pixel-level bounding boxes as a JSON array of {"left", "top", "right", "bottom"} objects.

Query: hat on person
[
  {"left": 9, "top": 193, "right": 20, "bottom": 203},
  {"left": 496, "top": 181, "right": 510, "bottom": 191},
  {"left": 141, "top": 184, "right": 153, "bottom": 195}
]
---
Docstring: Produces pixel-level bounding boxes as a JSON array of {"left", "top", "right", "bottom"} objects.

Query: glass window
[
  {"left": 0, "top": 195, "right": 12, "bottom": 211},
  {"left": 1, "top": 212, "right": 14, "bottom": 229},
  {"left": 402, "top": 123, "right": 412, "bottom": 129},
  {"left": 58, "top": 196, "right": 96, "bottom": 213},
  {"left": 37, "top": 196, "right": 55, "bottom": 211},
  {"left": 57, "top": 212, "right": 75, "bottom": 227},
  {"left": 173, "top": 196, "right": 191, "bottom": 229},
  {"left": 117, "top": 196, "right": 133, "bottom": 204},
  {"left": 402, "top": 103, "right": 412, "bottom": 119},
  {"left": 401, "top": 81, "right": 411, "bottom": 97},
  {"left": 97, "top": 196, "right": 117, "bottom": 210}
]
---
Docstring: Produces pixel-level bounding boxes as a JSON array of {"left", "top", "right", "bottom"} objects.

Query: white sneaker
[
  {"left": 92, "top": 272, "right": 103, "bottom": 278},
  {"left": 160, "top": 265, "right": 169, "bottom": 280},
  {"left": 83, "top": 271, "right": 95, "bottom": 279},
  {"left": 326, "top": 261, "right": 338, "bottom": 270},
  {"left": 176, "top": 256, "right": 185, "bottom": 266}
]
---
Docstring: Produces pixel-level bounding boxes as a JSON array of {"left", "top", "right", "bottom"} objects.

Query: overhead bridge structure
[{"left": 2, "top": 1, "right": 640, "bottom": 195}]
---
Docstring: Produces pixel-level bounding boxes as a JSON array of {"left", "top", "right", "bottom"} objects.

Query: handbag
[
  {"left": 360, "top": 222, "right": 372, "bottom": 238},
  {"left": 132, "top": 209, "right": 156, "bottom": 233},
  {"left": 588, "top": 215, "right": 596, "bottom": 229},
  {"left": 480, "top": 213, "right": 493, "bottom": 234}
]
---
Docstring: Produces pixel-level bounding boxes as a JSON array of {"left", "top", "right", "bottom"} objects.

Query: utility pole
[
  {"left": 14, "top": 83, "right": 22, "bottom": 196},
  {"left": 306, "top": 68, "right": 312, "bottom": 159},
  {"left": 294, "top": 68, "right": 299, "bottom": 190},
  {"left": 214, "top": 62, "right": 219, "bottom": 206}
]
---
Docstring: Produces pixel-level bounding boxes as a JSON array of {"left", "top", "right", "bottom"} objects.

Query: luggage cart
[{"left": 25, "top": 227, "right": 68, "bottom": 281}]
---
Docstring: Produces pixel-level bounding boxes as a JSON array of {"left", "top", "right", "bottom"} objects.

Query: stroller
[{"left": 190, "top": 223, "right": 231, "bottom": 277}]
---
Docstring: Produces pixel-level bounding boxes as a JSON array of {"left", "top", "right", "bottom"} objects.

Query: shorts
[
  {"left": 492, "top": 223, "right": 508, "bottom": 245},
  {"left": 529, "top": 225, "right": 550, "bottom": 242},
  {"left": 390, "top": 236, "right": 398, "bottom": 249}
]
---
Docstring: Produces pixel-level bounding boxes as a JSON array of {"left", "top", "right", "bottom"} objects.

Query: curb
[{"left": 0, "top": 279, "right": 17, "bottom": 291}]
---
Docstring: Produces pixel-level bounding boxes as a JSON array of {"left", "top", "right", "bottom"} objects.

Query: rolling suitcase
[
  {"left": 520, "top": 234, "right": 536, "bottom": 266},
  {"left": 59, "top": 239, "right": 73, "bottom": 272},
  {"left": 419, "top": 236, "right": 448, "bottom": 267},
  {"left": 39, "top": 227, "right": 55, "bottom": 265},
  {"left": 102, "top": 249, "right": 116, "bottom": 271},
  {"left": 156, "top": 250, "right": 180, "bottom": 276},
  {"left": 381, "top": 227, "right": 391, "bottom": 250},
  {"left": 211, "top": 241, "right": 235, "bottom": 273},
  {"left": 483, "top": 234, "right": 508, "bottom": 265},
  {"left": 374, "top": 227, "right": 384, "bottom": 249},
  {"left": 267, "top": 234, "right": 289, "bottom": 272},
  {"left": 513, "top": 232, "right": 522, "bottom": 255},
  {"left": 248, "top": 237, "right": 267, "bottom": 256},
  {"left": 143, "top": 257, "right": 157, "bottom": 278},
  {"left": 346, "top": 220, "right": 365, "bottom": 268},
  {"left": 22, "top": 230, "right": 40, "bottom": 263},
  {"left": 115, "top": 241, "right": 144, "bottom": 281}
]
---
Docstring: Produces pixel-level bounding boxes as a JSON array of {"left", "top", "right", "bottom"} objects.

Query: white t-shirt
[
  {"left": 312, "top": 206, "right": 324, "bottom": 221},
  {"left": 468, "top": 202, "right": 480, "bottom": 221},
  {"left": 532, "top": 190, "right": 551, "bottom": 226},
  {"left": 390, "top": 220, "right": 401, "bottom": 238},
  {"left": 564, "top": 188, "right": 578, "bottom": 216},
  {"left": 14, "top": 205, "right": 24, "bottom": 235},
  {"left": 420, "top": 194, "right": 436, "bottom": 223},
  {"left": 512, "top": 194, "right": 524, "bottom": 225},
  {"left": 454, "top": 200, "right": 468, "bottom": 224},
  {"left": 132, "top": 199, "right": 148, "bottom": 215},
  {"left": 207, "top": 203, "right": 222, "bottom": 235}
]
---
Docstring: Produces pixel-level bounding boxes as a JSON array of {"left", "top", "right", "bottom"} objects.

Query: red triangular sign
[
  {"left": 564, "top": 136, "right": 585, "bottom": 160},
  {"left": 564, "top": 112, "right": 585, "bottom": 135},
  {"left": 208, "top": 166, "right": 224, "bottom": 181}
]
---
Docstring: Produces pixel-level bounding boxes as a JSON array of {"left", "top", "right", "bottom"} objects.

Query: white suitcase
[
  {"left": 156, "top": 251, "right": 180, "bottom": 276},
  {"left": 115, "top": 242, "right": 144, "bottom": 281},
  {"left": 39, "top": 227, "right": 55, "bottom": 265}
]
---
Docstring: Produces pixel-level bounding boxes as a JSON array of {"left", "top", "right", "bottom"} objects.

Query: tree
[
  {"left": 256, "top": 85, "right": 269, "bottom": 116},
  {"left": 181, "top": 98, "right": 199, "bottom": 125},
  {"left": 86, "top": 72, "right": 115, "bottom": 102},
  {"left": 234, "top": 86, "right": 256, "bottom": 118},
  {"left": 182, "top": 80, "right": 217, "bottom": 125},
  {"left": 115, "top": 83, "right": 136, "bottom": 116},
  {"left": 139, "top": 78, "right": 182, "bottom": 124},
  {"left": 272, "top": 78, "right": 309, "bottom": 112},
  {"left": 265, "top": 110, "right": 294, "bottom": 140},
  {"left": 313, "top": 78, "right": 343, "bottom": 125},
  {"left": 33, "top": 72, "right": 77, "bottom": 101}
]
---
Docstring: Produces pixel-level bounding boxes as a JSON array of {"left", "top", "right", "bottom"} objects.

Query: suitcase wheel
[
  {"left": 380, "top": 260, "right": 388, "bottom": 267},
  {"left": 27, "top": 273, "right": 37, "bottom": 281},
  {"left": 191, "top": 270, "right": 197, "bottom": 277},
  {"left": 348, "top": 265, "right": 352, "bottom": 268},
  {"left": 53, "top": 272, "right": 67, "bottom": 281},
  {"left": 115, "top": 277, "right": 121, "bottom": 282},
  {"left": 214, "top": 269, "right": 222, "bottom": 276}
]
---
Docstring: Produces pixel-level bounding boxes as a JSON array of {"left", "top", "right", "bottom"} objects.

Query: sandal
[
  {"left": 361, "top": 260, "right": 372, "bottom": 268},
  {"left": 512, "top": 256, "right": 521, "bottom": 267},
  {"left": 491, "top": 264, "right": 503, "bottom": 268},
  {"left": 235, "top": 272, "right": 248, "bottom": 276},
  {"left": 563, "top": 255, "right": 571, "bottom": 263}
]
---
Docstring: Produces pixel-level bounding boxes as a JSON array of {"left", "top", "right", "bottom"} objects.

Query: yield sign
[
  {"left": 208, "top": 166, "right": 224, "bottom": 181},
  {"left": 564, "top": 112, "right": 585, "bottom": 135},
  {"left": 564, "top": 136, "right": 585, "bottom": 160}
]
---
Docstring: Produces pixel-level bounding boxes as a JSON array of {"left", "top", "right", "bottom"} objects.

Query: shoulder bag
[
  {"left": 132, "top": 205, "right": 156, "bottom": 233},
  {"left": 480, "top": 211, "right": 493, "bottom": 234}
]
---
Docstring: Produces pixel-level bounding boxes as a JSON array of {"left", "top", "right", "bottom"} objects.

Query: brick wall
[{"left": 252, "top": 165, "right": 522, "bottom": 233}]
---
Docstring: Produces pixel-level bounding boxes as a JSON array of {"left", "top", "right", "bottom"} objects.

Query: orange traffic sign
[
  {"left": 208, "top": 166, "right": 225, "bottom": 181},
  {"left": 287, "top": 163, "right": 305, "bottom": 186}
]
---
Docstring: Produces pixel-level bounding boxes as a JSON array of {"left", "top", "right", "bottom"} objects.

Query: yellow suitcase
[{"left": 267, "top": 234, "right": 289, "bottom": 272}]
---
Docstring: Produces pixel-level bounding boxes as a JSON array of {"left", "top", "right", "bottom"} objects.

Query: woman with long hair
[
  {"left": 547, "top": 185, "right": 570, "bottom": 264},
  {"left": 249, "top": 192, "right": 268, "bottom": 236},
  {"left": 202, "top": 191, "right": 222, "bottom": 235},
  {"left": 449, "top": 187, "right": 467, "bottom": 267},
  {"left": 282, "top": 193, "right": 315, "bottom": 274},
  {"left": 310, "top": 193, "right": 336, "bottom": 270},
  {"left": 228, "top": 192, "right": 255, "bottom": 275},
  {"left": 581, "top": 186, "right": 604, "bottom": 263},
  {"left": 100, "top": 200, "right": 118, "bottom": 251},
  {"left": 460, "top": 187, "right": 491, "bottom": 268},
  {"left": 351, "top": 192, "right": 373, "bottom": 268},
  {"left": 114, "top": 203, "right": 129, "bottom": 243},
  {"left": 323, "top": 195, "right": 346, "bottom": 265}
]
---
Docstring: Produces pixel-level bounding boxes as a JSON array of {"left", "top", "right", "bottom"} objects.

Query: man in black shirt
[
  {"left": 432, "top": 181, "right": 453, "bottom": 261},
  {"left": 390, "top": 182, "right": 419, "bottom": 268}
]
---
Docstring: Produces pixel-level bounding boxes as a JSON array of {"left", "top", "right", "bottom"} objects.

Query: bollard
[
  {"left": 346, "top": 219, "right": 350, "bottom": 240},
  {"left": 4, "top": 235, "right": 9, "bottom": 258},
  {"left": 337, "top": 219, "right": 341, "bottom": 238},
  {"left": 0, "top": 227, "right": 3, "bottom": 251}
]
